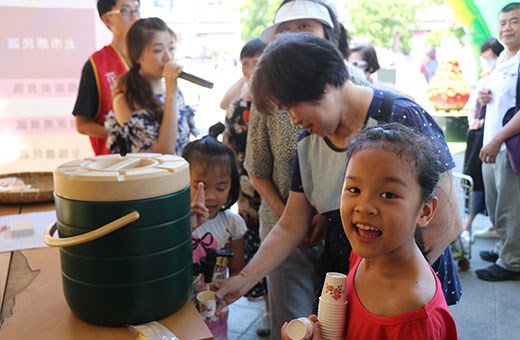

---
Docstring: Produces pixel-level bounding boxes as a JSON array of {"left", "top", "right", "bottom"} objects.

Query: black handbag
[
  {"left": 503, "top": 63, "right": 520, "bottom": 174},
  {"left": 463, "top": 103, "right": 485, "bottom": 190}
]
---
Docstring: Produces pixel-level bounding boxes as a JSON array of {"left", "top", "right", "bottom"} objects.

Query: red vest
[{"left": 89, "top": 45, "right": 129, "bottom": 155}]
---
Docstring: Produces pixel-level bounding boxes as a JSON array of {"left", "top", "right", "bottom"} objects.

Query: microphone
[{"left": 179, "top": 71, "right": 214, "bottom": 89}]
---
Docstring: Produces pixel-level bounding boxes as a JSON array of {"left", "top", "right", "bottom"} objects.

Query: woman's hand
[
  {"left": 300, "top": 213, "right": 327, "bottom": 247},
  {"left": 162, "top": 61, "right": 183, "bottom": 94},
  {"left": 214, "top": 272, "right": 252, "bottom": 314},
  {"left": 281, "top": 314, "right": 322, "bottom": 340},
  {"left": 191, "top": 182, "right": 209, "bottom": 230}
]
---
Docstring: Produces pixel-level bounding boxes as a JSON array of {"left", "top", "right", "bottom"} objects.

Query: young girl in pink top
[{"left": 283, "top": 124, "right": 458, "bottom": 339}]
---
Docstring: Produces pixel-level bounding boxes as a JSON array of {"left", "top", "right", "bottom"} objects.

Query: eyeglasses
[{"left": 105, "top": 7, "right": 140, "bottom": 16}]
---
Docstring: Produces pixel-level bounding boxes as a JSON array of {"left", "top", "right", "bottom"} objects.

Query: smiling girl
[
  {"left": 338, "top": 124, "right": 457, "bottom": 339},
  {"left": 105, "top": 17, "right": 197, "bottom": 155}
]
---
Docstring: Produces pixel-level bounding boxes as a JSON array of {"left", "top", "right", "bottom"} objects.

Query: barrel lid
[{"left": 54, "top": 153, "right": 189, "bottom": 201}]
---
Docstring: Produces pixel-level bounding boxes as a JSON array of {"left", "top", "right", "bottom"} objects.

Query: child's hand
[
  {"left": 191, "top": 182, "right": 209, "bottom": 230},
  {"left": 307, "top": 315, "right": 321, "bottom": 339}
]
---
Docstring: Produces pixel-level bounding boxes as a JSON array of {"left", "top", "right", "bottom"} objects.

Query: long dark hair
[{"left": 114, "top": 17, "right": 175, "bottom": 122}]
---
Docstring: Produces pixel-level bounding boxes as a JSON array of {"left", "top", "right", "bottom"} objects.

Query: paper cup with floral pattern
[
  {"left": 196, "top": 290, "right": 217, "bottom": 318},
  {"left": 320, "top": 272, "right": 347, "bottom": 304}
]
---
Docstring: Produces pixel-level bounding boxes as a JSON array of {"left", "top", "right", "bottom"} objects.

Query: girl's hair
[
  {"left": 181, "top": 136, "right": 240, "bottom": 210},
  {"left": 480, "top": 38, "right": 504, "bottom": 57},
  {"left": 240, "top": 38, "right": 267, "bottom": 60},
  {"left": 349, "top": 44, "right": 380, "bottom": 75},
  {"left": 279, "top": 0, "right": 350, "bottom": 57},
  {"left": 114, "top": 17, "right": 176, "bottom": 122},
  {"left": 346, "top": 123, "right": 443, "bottom": 203},
  {"left": 251, "top": 32, "right": 348, "bottom": 114}
]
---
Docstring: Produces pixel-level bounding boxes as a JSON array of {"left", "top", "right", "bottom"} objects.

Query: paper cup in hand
[
  {"left": 320, "top": 272, "right": 347, "bottom": 304},
  {"left": 196, "top": 291, "right": 217, "bottom": 318},
  {"left": 287, "top": 317, "right": 313, "bottom": 340}
]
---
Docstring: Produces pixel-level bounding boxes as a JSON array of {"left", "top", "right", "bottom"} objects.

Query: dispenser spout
[{"left": 193, "top": 247, "right": 234, "bottom": 284}]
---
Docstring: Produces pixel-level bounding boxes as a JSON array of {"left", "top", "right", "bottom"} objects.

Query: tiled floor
[
  {"left": 228, "top": 297, "right": 266, "bottom": 339},
  {"left": 225, "top": 152, "right": 520, "bottom": 340}
]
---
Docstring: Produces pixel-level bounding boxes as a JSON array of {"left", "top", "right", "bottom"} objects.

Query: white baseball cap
[{"left": 260, "top": 0, "right": 334, "bottom": 43}]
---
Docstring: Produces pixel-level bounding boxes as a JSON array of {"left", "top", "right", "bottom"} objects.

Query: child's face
[
  {"left": 241, "top": 54, "right": 261, "bottom": 80},
  {"left": 138, "top": 30, "right": 175, "bottom": 80},
  {"left": 189, "top": 163, "right": 231, "bottom": 219},
  {"left": 340, "top": 147, "right": 434, "bottom": 260}
]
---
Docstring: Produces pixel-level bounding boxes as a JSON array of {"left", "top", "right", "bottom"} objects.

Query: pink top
[{"left": 345, "top": 252, "right": 458, "bottom": 340}]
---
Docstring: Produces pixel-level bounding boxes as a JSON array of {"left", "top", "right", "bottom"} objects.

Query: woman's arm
[
  {"left": 150, "top": 62, "right": 182, "bottom": 154},
  {"left": 250, "top": 175, "right": 285, "bottom": 218},
  {"left": 216, "top": 191, "right": 314, "bottom": 307},
  {"left": 421, "top": 171, "right": 462, "bottom": 263}
]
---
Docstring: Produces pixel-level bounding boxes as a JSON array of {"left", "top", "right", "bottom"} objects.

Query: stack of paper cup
[{"left": 317, "top": 272, "right": 347, "bottom": 339}]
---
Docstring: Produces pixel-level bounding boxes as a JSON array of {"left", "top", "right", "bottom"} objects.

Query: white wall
[{"left": 0, "top": 0, "right": 111, "bottom": 174}]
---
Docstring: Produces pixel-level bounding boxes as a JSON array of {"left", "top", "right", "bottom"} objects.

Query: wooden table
[{"left": 0, "top": 203, "right": 212, "bottom": 339}]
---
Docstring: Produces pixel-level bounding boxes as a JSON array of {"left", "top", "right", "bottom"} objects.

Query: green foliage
[
  {"left": 238, "top": 0, "right": 459, "bottom": 55},
  {"left": 240, "top": 0, "right": 278, "bottom": 41},
  {"left": 345, "top": 0, "right": 420, "bottom": 54},
  {"left": 425, "top": 24, "right": 466, "bottom": 48}
]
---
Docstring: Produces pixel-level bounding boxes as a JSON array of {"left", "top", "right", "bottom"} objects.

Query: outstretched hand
[
  {"left": 214, "top": 273, "right": 252, "bottom": 314},
  {"left": 191, "top": 182, "right": 209, "bottom": 230}
]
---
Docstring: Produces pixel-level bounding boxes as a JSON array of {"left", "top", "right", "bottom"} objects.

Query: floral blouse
[{"left": 105, "top": 90, "right": 198, "bottom": 155}]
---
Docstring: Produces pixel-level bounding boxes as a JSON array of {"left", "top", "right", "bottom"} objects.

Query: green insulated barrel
[{"left": 48, "top": 153, "right": 192, "bottom": 326}]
